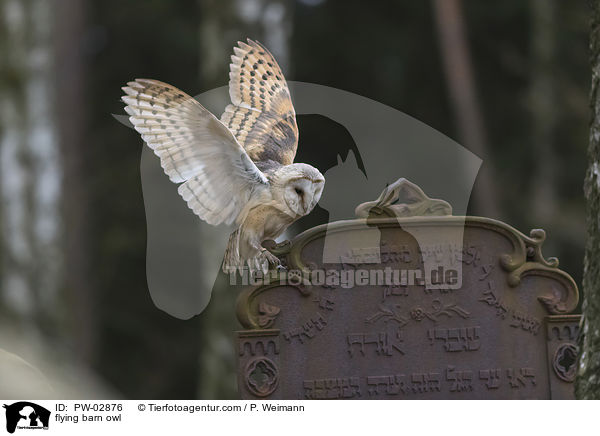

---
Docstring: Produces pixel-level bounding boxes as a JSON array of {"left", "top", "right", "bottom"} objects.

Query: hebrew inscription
[
  {"left": 301, "top": 365, "right": 538, "bottom": 398},
  {"left": 347, "top": 330, "right": 405, "bottom": 357},
  {"left": 427, "top": 326, "right": 481, "bottom": 352}
]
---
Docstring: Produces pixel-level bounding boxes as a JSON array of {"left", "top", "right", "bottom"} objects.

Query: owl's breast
[{"left": 244, "top": 204, "right": 295, "bottom": 241}]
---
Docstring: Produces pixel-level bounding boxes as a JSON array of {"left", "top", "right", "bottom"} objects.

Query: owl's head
[{"left": 274, "top": 163, "right": 325, "bottom": 217}]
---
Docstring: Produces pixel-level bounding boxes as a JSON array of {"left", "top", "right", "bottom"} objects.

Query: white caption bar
[{"left": 0, "top": 400, "right": 592, "bottom": 435}]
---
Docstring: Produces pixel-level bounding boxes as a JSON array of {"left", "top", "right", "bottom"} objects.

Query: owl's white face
[{"left": 283, "top": 176, "right": 324, "bottom": 217}]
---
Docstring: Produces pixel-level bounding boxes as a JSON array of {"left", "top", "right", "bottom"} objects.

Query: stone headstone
[{"left": 234, "top": 179, "right": 580, "bottom": 399}]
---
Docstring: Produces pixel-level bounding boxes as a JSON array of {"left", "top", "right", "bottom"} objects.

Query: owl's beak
[
  {"left": 302, "top": 197, "right": 311, "bottom": 214},
  {"left": 310, "top": 183, "right": 324, "bottom": 211}
]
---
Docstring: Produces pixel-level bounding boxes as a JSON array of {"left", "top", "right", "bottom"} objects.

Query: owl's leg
[
  {"left": 241, "top": 222, "right": 283, "bottom": 273},
  {"left": 247, "top": 238, "right": 282, "bottom": 273},
  {"left": 259, "top": 247, "right": 281, "bottom": 267},
  {"left": 223, "top": 228, "right": 242, "bottom": 273}
]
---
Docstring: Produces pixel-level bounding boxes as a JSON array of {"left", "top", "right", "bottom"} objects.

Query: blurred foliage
[{"left": 86, "top": 0, "right": 202, "bottom": 398}]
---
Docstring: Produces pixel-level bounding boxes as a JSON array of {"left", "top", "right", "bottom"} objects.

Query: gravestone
[{"left": 234, "top": 179, "right": 580, "bottom": 399}]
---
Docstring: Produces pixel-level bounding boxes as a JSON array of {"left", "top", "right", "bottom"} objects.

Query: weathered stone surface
[{"left": 235, "top": 180, "right": 579, "bottom": 399}]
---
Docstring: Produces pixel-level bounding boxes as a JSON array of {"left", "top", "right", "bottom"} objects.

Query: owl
[{"left": 122, "top": 39, "right": 324, "bottom": 274}]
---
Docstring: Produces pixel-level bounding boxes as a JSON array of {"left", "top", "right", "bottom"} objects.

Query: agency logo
[{"left": 3, "top": 402, "right": 50, "bottom": 434}]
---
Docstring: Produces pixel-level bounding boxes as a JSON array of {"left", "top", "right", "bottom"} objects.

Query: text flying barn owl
[{"left": 122, "top": 39, "right": 324, "bottom": 273}]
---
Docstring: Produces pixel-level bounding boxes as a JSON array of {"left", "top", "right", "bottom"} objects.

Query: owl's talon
[{"left": 260, "top": 248, "right": 281, "bottom": 269}]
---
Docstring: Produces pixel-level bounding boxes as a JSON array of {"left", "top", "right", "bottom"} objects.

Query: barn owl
[{"left": 122, "top": 39, "right": 324, "bottom": 274}]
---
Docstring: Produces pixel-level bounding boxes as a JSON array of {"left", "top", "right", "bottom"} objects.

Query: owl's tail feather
[{"left": 223, "top": 228, "right": 242, "bottom": 274}]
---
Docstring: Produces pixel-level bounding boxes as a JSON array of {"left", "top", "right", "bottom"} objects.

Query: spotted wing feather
[
  {"left": 122, "top": 78, "right": 268, "bottom": 226},
  {"left": 221, "top": 39, "right": 298, "bottom": 166}
]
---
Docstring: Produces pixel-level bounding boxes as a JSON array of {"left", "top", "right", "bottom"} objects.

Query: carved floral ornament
[
  {"left": 553, "top": 343, "right": 577, "bottom": 383},
  {"left": 245, "top": 357, "right": 279, "bottom": 397},
  {"left": 354, "top": 178, "right": 452, "bottom": 219}
]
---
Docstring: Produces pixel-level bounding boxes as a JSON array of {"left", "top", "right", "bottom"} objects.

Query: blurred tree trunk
[
  {"left": 432, "top": 0, "right": 499, "bottom": 218},
  {"left": 54, "top": 0, "right": 96, "bottom": 363},
  {"left": 199, "top": 0, "right": 291, "bottom": 80},
  {"left": 197, "top": 0, "right": 293, "bottom": 399},
  {"left": 576, "top": 0, "right": 600, "bottom": 399},
  {"left": 0, "top": 0, "right": 62, "bottom": 331},
  {"left": 529, "top": 0, "right": 558, "bottom": 226}
]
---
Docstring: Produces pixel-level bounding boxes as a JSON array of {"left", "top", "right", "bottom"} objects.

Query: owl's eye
[{"left": 295, "top": 187, "right": 303, "bottom": 196}]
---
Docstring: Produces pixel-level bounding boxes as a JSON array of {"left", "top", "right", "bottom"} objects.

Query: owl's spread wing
[
  {"left": 221, "top": 39, "right": 298, "bottom": 166},
  {"left": 122, "top": 78, "right": 268, "bottom": 226}
]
